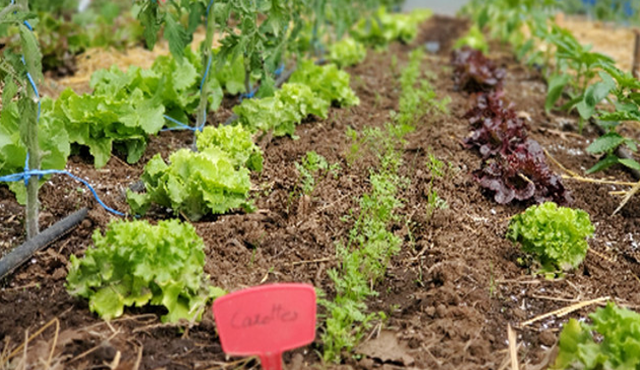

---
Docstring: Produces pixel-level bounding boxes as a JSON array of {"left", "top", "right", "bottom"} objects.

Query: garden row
[
  {"left": 452, "top": 2, "right": 640, "bottom": 368},
  {"left": 0, "top": 0, "right": 439, "bottom": 365},
  {"left": 1, "top": 0, "right": 430, "bottom": 237}
]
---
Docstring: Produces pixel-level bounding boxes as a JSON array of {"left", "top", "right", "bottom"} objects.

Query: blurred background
[{"left": 403, "top": 0, "right": 469, "bottom": 14}]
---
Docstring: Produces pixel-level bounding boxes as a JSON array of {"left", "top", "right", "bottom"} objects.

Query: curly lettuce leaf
[
  {"left": 128, "top": 148, "right": 252, "bottom": 221},
  {"left": 507, "top": 202, "right": 594, "bottom": 274},
  {"left": 553, "top": 303, "right": 640, "bottom": 370},
  {"left": 196, "top": 125, "right": 263, "bottom": 172},
  {"left": 329, "top": 38, "right": 367, "bottom": 68},
  {"left": 351, "top": 7, "right": 432, "bottom": 47},
  {"left": 55, "top": 87, "right": 164, "bottom": 168},
  {"left": 66, "top": 219, "right": 223, "bottom": 323},
  {"left": 290, "top": 60, "right": 359, "bottom": 107},
  {"left": 233, "top": 82, "right": 329, "bottom": 137},
  {"left": 453, "top": 25, "right": 489, "bottom": 54}
]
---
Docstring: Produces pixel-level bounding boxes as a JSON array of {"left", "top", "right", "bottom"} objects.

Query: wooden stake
[{"left": 508, "top": 324, "right": 519, "bottom": 370}]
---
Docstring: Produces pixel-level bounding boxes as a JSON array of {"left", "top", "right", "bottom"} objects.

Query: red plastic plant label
[{"left": 213, "top": 283, "right": 317, "bottom": 370}]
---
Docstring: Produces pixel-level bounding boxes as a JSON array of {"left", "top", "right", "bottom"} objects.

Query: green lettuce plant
[
  {"left": 289, "top": 60, "right": 360, "bottom": 107},
  {"left": 233, "top": 82, "right": 330, "bottom": 137},
  {"left": 55, "top": 87, "right": 165, "bottom": 168},
  {"left": 553, "top": 302, "right": 640, "bottom": 370},
  {"left": 507, "top": 202, "right": 594, "bottom": 276},
  {"left": 328, "top": 38, "right": 367, "bottom": 68},
  {"left": 127, "top": 148, "right": 252, "bottom": 221},
  {"left": 351, "top": 7, "right": 432, "bottom": 47},
  {"left": 196, "top": 125, "right": 263, "bottom": 172},
  {"left": 453, "top": 25, "right": 489, "bottom": 54},
  {"left": 67, "top": 219, "right": 225, "bottom": 323}
]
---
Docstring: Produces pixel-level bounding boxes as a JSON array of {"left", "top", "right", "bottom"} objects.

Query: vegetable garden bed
[{"left": 2, "top": 9, "right": 640, "bottom": 370}]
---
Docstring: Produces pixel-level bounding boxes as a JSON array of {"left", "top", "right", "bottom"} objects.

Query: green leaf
[
  {"left": 552, "top": 319, "right": 591, "bottom": 370},
  {"left": 577, "top": 77, "right": 616, "bottom": 120},
  {"left": 90, "top": 286, "right": 126, "bottom": 321},
  {"left": 328, "top": 38, "right": 367, "bottom": 68},
  {"left": 545, "top": 74, "right": 570, "bottom": 113},
  {"left": 196, "top": 125, "right": 263, "bottom": 172},
  {"left": 19, "top": 24, "right": 43, "bottom": 85},
  {"left": 586, "top": 154, "right": 620, "bottom": 174},
  {"left": 138, "top": 3, "right": 161, "bottom": 50},
  {"left": 163, "top": 14, "right": 189, "bottom": 63},
  {"left": 507, "top": 202, "right": 594, "bottom": 274},
  {"left": 618, "top": 158, "right": 640, "bottom": 171},
  {"left": 554, "top": 302, "right": 640, "bottom": 370},
  {"left": 2, "top": 74, "right": 18, "bottom": 103},
  {"left": 598, "top": 109, "right": 640, "bottom": 122},
  {"left": 131, "top": 149, "right": 252, "bottom": 221},
  {"left": 586, "top": 132, "right": 625, "bottom": 154},
  {"left": 290, "top": 60, "right": 359, "bottom": 107},
  {"left": 126, "top": 189, "right": 151, "bottom": 216},
  {"left": 67, "top": 219, "right": 218, "bottom": 323}
]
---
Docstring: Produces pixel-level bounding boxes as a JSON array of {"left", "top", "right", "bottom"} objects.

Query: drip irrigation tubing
[{"left": 0, "top": 208, "right": 88, "bottom": 280}]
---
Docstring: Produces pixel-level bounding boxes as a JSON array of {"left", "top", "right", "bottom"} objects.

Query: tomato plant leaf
[
  {"left": 586, "top": 132, "right": 626, "bottom": 154},
  {"left": 586, "top": 153, "right": 620, "bottom": 174},
  {"left": 618, "top": 158, "right": 640, "bottom": 171},
  {"left": 163, "top": 13, "right": 189, "bottom": 63},
  {"left": 545, "top": 73, "right": 570, "bottom": 113},
  {"left": 576, "top": 77, "right": 616, "bottom": 120}
]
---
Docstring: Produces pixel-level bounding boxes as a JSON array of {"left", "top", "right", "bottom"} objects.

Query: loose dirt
[{"left": 2, "top": 15, "right": 640, "bottom": 370}]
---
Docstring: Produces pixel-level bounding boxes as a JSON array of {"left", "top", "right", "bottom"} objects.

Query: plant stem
[
  {"left": 23, "top": 0, "right": 40, "bottom": 240},
  {"left": 194, "top": 0, "right": 216, "bottom": 150},
  {"left": 244, "top": 59, "right": 252, "bottom": 96}
]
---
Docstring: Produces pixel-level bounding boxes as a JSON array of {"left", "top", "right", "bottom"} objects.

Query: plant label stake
[{"left": 213, "top": 283, "right": 316, "bottom": 370}]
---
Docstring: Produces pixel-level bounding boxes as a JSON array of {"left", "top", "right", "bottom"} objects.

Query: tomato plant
[{"left": 0, "top": 0, "right": 46, "bottom": 238}]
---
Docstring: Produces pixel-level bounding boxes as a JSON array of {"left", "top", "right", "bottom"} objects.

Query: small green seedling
[
  {"left": 507, "top": 202, "right": 594, "bottom": 278},
  {"left": 425, "top": 154, "right": 449, "bottom": 221},
  {"left": 295, "top": 151, "right": 341, "bottom": 195}
]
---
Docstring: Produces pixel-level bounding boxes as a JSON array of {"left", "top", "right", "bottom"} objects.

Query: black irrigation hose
[{"left": 0, "top": 207, "right": 88, "bottom": 280}]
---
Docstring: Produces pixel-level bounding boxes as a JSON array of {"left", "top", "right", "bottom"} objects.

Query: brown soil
[{"left": 2, "top": 15, "right": 640, "bottom": 370}]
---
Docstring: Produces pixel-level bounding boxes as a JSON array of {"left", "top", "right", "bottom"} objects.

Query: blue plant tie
[
  {"left": 23, "top": 154, "right": 29, "bottom": 186},
  {"left": 239, "top": 86, "right": 258, "bottom": 102},
  {"left": 0, "top": 169, "right": 126, "bottom": 217},
  {"left": 274, "top": 63, "right": 285, "bottom": 78}
]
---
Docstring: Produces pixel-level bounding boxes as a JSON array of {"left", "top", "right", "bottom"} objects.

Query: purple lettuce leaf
[
  {"left": 464, "top": 92, "right": 529, "bottom": 158},
  {"left": 452, "top": 47, "right": 506, "bottom": 93},
  {"left": 474, "top": 140, "right": 572, "bottom": 205}
]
